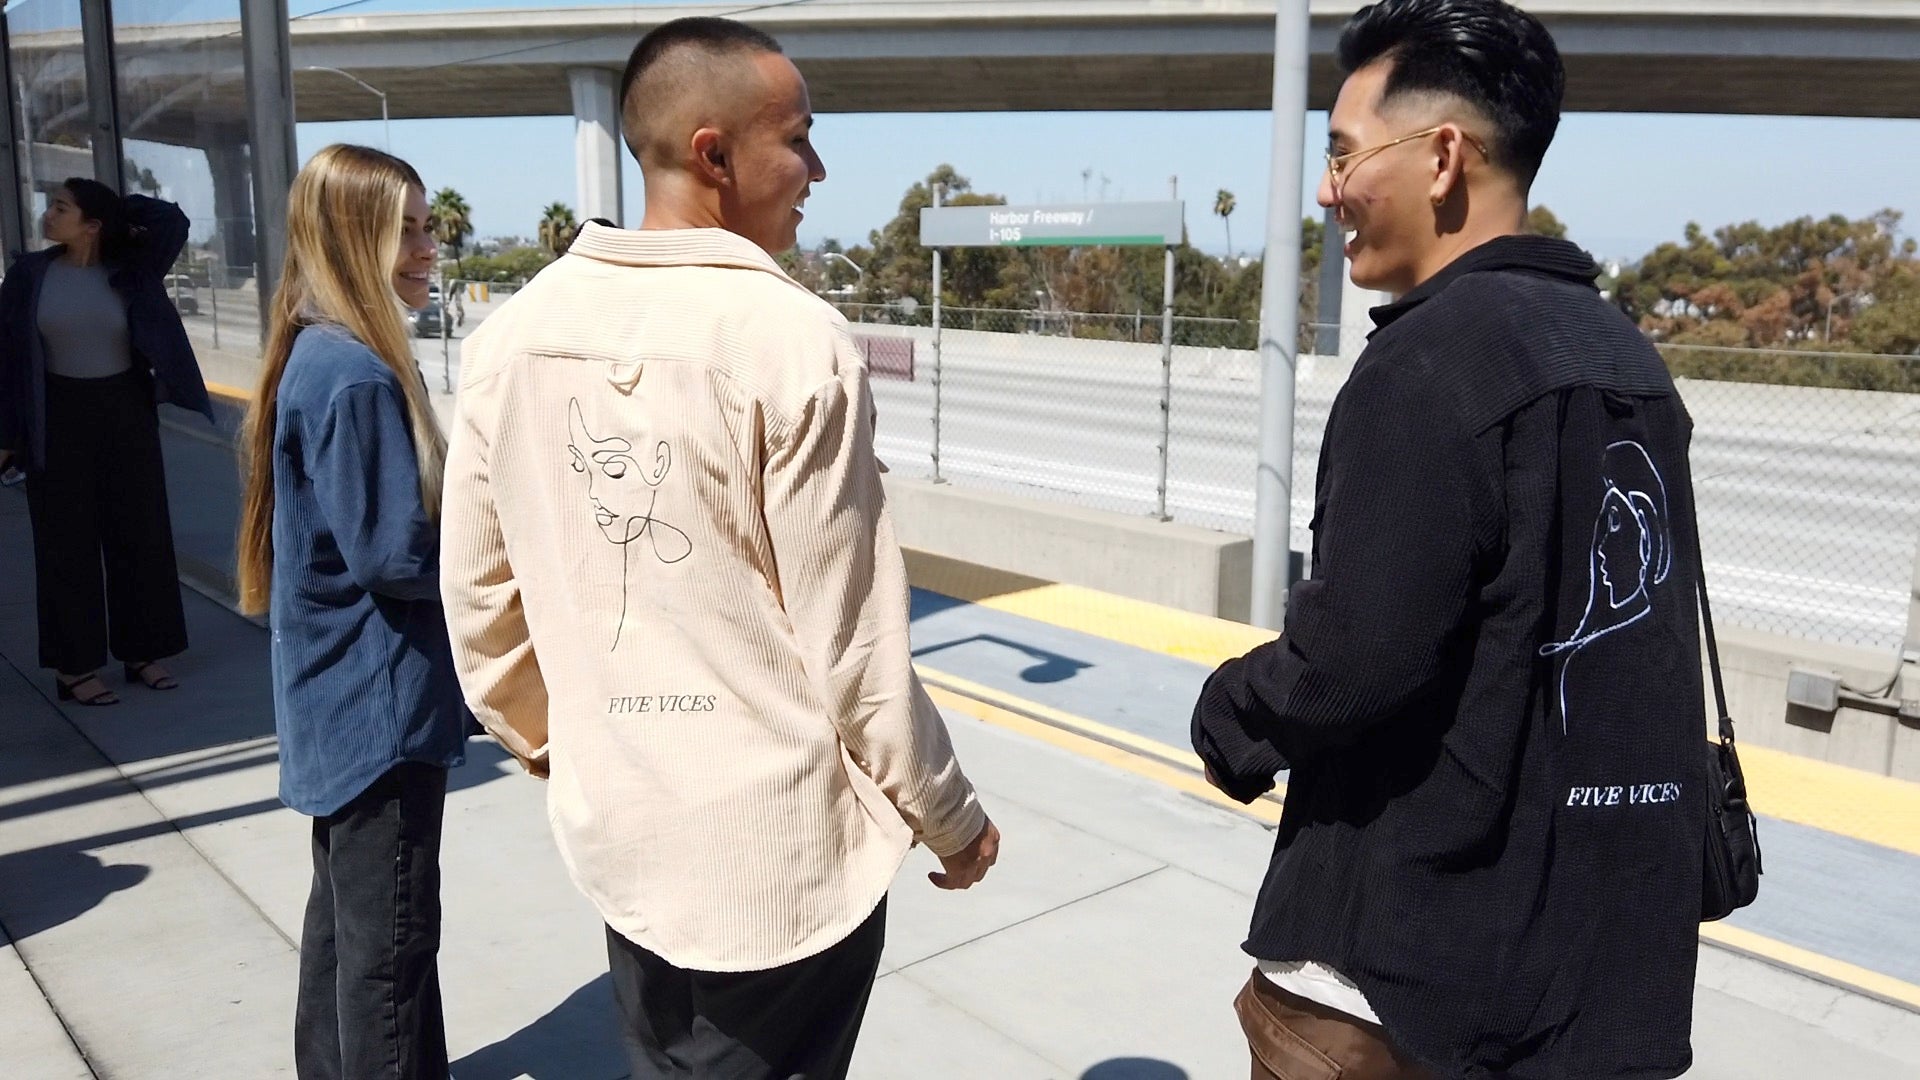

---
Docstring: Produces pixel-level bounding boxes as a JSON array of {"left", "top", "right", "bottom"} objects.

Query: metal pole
[
  {"left": 0, "top": 21, "right": 28, "bottom": 259},
  {"left": 1157, "top": 245, "right": 1175, "bottom": 521},
  {"left": 210, "top": 273, "right": 220, "bottom": 350},
  {"left": 930, "top": 185, "right": 945, "bottom": 484},
  {"left": 381, "top": 93, "right": 391, "bottom": 154},
  {"left": 1250, "top": 0, "right": 1312, "bottom": 629},
  {"left": 81, "top": 0, "right": 124, "bottom": 192},
  {"left": 440, "top": 273, "right": 452, "bottom": 394},
  {"left": 245, "top": 0, "right": 298, "bottom": 340}
]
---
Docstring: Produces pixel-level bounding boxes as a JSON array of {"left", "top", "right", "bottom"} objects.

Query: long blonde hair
[{"left": 237, "top": 144, "right": 448, "bottom": 615}]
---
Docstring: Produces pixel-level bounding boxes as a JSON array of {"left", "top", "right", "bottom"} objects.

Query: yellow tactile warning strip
[
  {"left": 904, "top": 550, "right": 1272, "bottom": 666},
  {"left": 920, "top": 663, "right": 1920, "bottom": 1012},
  {"left": 902, "top": 549, "right": 1920, "bottom": 859},
  {"left": 917, "top": 666, "right": 1285, "bottom": 824},
  {"left": 1701, "top": 922, "right": 1920, "bottom": 1012},
  {"left": 920, "top": 679, "right": 1280, "bottom": 827},
  {"left": 207, "top": 381, "right": 249, "bottom": 402},
  {"left": 914, "top": 619, "right": 1920, "bottom": 1015}
]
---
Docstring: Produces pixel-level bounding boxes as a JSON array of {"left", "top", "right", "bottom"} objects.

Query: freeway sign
[{"left": 920, "top": 201, "right": 1184, "bottom": 247}]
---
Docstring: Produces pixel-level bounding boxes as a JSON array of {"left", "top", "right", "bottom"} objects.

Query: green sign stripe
[{"left": 1002, "top": 235, "right": 1169, "bottom": 247}]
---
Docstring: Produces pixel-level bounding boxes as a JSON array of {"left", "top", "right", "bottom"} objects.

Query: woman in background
[
  {"left": 236, "top": 144, "right": 465, "bottom": 1080},
  {"left": 0, "top": 178, "right": 211, "bottom": 706}
]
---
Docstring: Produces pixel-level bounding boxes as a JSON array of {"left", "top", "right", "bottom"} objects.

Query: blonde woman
[{"left": 237, "top": 145, "right": 463, "bottom": 1080}]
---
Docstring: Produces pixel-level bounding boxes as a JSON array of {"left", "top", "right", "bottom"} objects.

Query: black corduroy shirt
[{"left": 1194, "top": 236, "right": 1708, "bottom": 1079}]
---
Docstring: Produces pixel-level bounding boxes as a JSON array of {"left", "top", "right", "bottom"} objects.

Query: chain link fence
[
  {"left": 837, "top": 301, "right": 1920, "bottom": 653},
  {"left": 1660, "top": 346, "right": 1920, "bottom": 653}
]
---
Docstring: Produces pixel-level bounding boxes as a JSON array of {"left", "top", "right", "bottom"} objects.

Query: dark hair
[
  {"left": 60, "top": 177, "right": 133, "bottom": 260},
  {"left": 619, "top": 17, "right": 784, "bottom": 165},
  {"left": 1337, "top": 0, "right": 1565, "bottom": 186}
]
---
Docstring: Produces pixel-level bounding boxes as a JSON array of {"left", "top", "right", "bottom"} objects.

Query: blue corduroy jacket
[{"left": 269, "top": 323, "right": 466, "bottom": 816}]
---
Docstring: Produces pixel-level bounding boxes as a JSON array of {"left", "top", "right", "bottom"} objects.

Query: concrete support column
[
  {"left": 208, "top": 141, "right": 257, "bottom": 281},
  {"left": 1314, "top": 204, "right": 1344, "bottom": 356},
  {"left": 570, "top": 67, "right": 623, "bottom": 226}
]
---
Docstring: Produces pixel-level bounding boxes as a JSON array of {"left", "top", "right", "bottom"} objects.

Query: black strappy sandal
[
  {"left": 57, "top": 673, "right": 120, "bottom": 706},
  {"left": 125, "top": 662, "right": 180, "bottom": 692}
]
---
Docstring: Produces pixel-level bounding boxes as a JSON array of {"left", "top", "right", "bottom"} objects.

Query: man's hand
[{"left": 929, "top": 818, "right": 1000, "bottom": 890}]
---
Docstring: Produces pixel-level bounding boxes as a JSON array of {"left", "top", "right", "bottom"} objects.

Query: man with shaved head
[{"left": 441, "top": 17, "right": 999, "bottom": 1079}]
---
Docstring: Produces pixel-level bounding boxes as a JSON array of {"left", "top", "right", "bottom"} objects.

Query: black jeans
[
  {"left": 606, "top": 897, "right": 888, "bottom": 1080},
  {"left": 23, "top": 371, "right": 187, "bottom": 674},
  {"left": 295, "top": 762, "right": 450, "bottom": 1080}
]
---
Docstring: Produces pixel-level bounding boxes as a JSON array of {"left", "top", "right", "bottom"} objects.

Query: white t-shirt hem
[{"left": 1257, "top": 959, "right": 1382, "bottom": 1026}]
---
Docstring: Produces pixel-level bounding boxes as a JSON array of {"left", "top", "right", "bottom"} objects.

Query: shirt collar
[
  {"left": 566, "top": 223, "right": 805, "bottom": 290},
  {"left": 1370, "top": 234, "right": 1601, "bottom": 332}
]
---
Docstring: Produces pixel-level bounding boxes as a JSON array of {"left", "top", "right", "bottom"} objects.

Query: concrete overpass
[
  {"left": 17, "top": 0, "right": 1920, "bottom": 247},
  {"left": 29, "top": 0, "right": 1910, "bottom": 222},
  {"left": 257, "top": 0, "right": 1920, "bottom": 121}
]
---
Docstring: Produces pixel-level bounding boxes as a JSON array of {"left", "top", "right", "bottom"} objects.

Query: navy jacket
[
  {"left": 0, "top": 195, "right": 214, "bottom": 471},
  {"left": 270, "top": 324, "right": 466, "bottom": 817}
]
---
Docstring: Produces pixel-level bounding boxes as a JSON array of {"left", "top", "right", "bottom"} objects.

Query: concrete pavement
[{"left": 3, "top": 486, "right": 1920, "bottom": 1077}]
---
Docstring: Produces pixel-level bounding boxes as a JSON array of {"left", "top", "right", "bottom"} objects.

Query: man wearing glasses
[{"left": 1192, "top": 2, "right": 1707, "bottom": 1078}]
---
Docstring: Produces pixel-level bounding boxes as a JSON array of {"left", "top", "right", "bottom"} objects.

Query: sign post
[
  {"left": 930, "top": 187, "right": 945, "bottom": 483},
  {"left": 919, "top": 200, "right": 1186, "bottom": 517}
]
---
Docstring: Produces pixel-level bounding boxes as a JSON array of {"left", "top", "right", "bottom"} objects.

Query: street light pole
[
  {"left": 822, "top": 251, "right": 865, "bottom": 289},
  {"left": 303, "top": 66, "right": 390, "bottom": 151}
]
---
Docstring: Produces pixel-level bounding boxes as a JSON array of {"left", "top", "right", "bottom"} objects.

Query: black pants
[
  {"left": 606, "top": 897, "right": 888, "bottom": 1080},
  {"left": 23, "top": 371, "right": 187, "bottom": 675},
  {"left": 295, "top": 763, "right": 450, "bottom": 1080}
]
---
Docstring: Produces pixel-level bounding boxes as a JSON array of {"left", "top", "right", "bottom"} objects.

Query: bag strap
[{"left": 1686, "top": 492, "right": 1736, "bottom": 746}]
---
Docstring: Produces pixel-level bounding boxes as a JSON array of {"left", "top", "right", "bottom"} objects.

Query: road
[
  {"left": 860, "top": 331, "right": 1920, "bottom": 654},
  {"left": 183, "top": 299, "right": 1920, "bottom": 653}
]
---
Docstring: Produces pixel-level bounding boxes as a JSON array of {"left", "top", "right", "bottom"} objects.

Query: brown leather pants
[{"left": 1234, "top": 969, "right": 1440, "bottom": 1080}]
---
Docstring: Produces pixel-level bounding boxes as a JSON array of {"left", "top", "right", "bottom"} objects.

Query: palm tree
[
  {"left": 538, "top": 202, "right": 579, "bottom": 256},
  {"left": 1214, "top": 189, "right": 1237, "bottom": 258},
  {"left": 429, "top": 188, "right": 475, "bottom": 277}
]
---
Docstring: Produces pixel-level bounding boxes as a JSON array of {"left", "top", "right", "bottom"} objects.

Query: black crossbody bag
[{"left": 1693, "top": 532, "right": 1763, "bottom": 921}]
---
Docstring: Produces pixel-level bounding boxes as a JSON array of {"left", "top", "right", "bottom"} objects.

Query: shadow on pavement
[
  {"left": 452, "top": 974, "right": 626, "bottom": 1080},
  {"left": 1081, "top": 1058, "right": 1192, "bottom": 1079},
  {"left": 0, "top": 743, "right": 280, "bottom": 826},
  {"left": 913, "top": 632, "right": 1093, "bottom": 684},
  {"left": 0, "top": 847, "right": 149, "bottom": 944}
]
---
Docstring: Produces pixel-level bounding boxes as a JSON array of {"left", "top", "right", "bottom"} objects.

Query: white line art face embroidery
[
  {"left": 1539, "top": 440, "right": 1672, "bottom": 732},
  {"left": 567, "top": 399, "right": 692, "bottom": 651}
]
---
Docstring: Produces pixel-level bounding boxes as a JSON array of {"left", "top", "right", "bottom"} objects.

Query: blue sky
[
  {"left": 295, "top": 108, "right": 1920, "bottom": 264},
  {"left": 50, "top": 0, "right": 1920, "bottom": 264}
]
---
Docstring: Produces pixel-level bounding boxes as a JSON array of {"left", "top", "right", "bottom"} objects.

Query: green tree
[
  {"left": 1214, "top": 189, "right": 1237, "bottom": 256},
  {"left": 429, "top": 188, "right": 475, "bottom": 277},
  {"left": 538, "top": 202, "right": 579, "bottom": 256},
  {"left": 1615, "top": 210, "right": 1914, "bottom": 349},
  {"left": 458, "top": 245, "right": 554, "bottom": 283},
  {"left": 1527, "top": 205, "right": 1567, "bottom": 239}
]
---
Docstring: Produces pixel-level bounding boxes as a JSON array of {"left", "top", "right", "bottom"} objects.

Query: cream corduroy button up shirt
[{"left": 440, "top": 224, "right": 985, "bottom": 972}]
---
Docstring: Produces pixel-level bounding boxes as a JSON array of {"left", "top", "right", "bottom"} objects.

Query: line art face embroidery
[
  {"left": 567, "top": 398, "right": 692, "bottom": 650},
  {"left": 1539, "top": 440, "right": 1673, "bottom": 731}
]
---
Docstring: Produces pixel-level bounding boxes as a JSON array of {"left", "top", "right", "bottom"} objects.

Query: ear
[
  {"left": 690, "top": 127, "right": 730, "bottom": 186},
  {"left": 1428, "top": 124, "right": 1473, "bottom": 208}
]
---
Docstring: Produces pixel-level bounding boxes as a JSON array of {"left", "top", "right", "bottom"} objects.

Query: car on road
[
  {"left": 414, "top": 300, "right": 447, "bottom": 338},
  {"left": 165, "top": 275, "right": 199, "bottom": 316}
]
